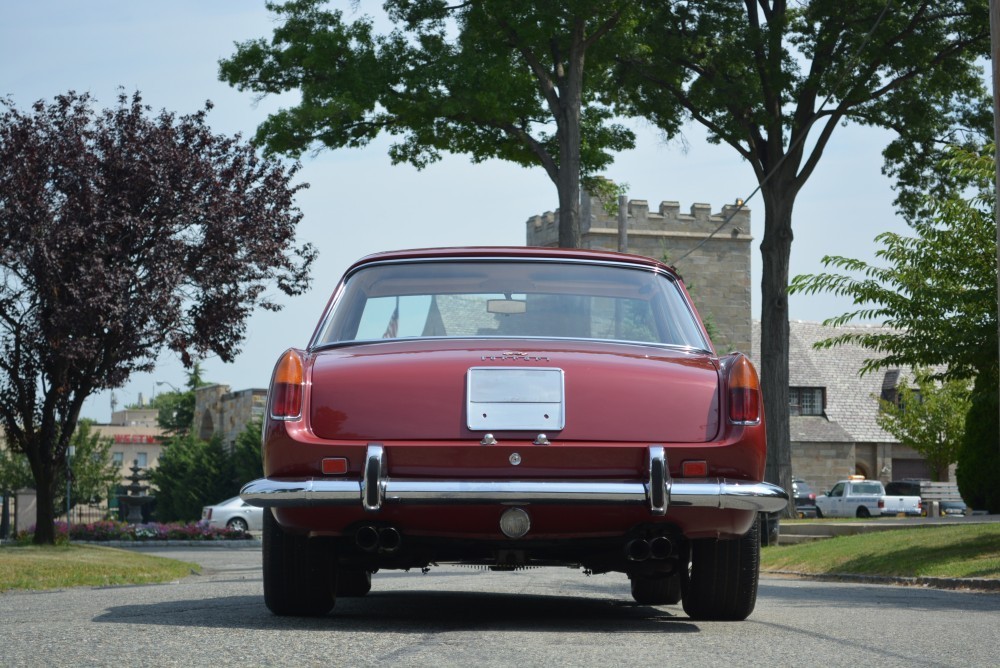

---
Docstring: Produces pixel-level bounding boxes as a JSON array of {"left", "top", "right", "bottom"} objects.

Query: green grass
[
  {"left": 0, "top": 544, "right": 200, "bottom": 592},
  {"left": 762, "top": 524, "right": 1000, "bottom": 580}
]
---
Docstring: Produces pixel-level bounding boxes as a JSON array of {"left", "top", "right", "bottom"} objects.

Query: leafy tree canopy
[
  {"left": 790, "top": 146, "right": 997, "bottom": 382},
  {"left": 219, "top": 0, "right": 640, "bottom": 246},
  {"left": 0, "top": 91, "right": 316, "bottom": 544},
  {"left": 876, "top": 372, "right": 971, "bottom": 481}
]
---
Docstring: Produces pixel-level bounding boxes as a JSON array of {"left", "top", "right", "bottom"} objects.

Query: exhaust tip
[
  {"left": 378, "top": 527, "right": 402, "bottom": 553},
  {"left": 649, "top": 536, "right": 673, "bottom": 560},
  {"left": 356, "top": 525, "right": 379, "bottom": 552},
  {"left": 625, "top": 539, "right": 651, "bottom": 562}
]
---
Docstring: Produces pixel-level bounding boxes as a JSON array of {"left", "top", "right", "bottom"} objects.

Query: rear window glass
[
  {"left": 853, "top": 482, "right": 883, "bottom": 495},
  {"left": 314, "top": 260, "right": 709, "bottom": 350}
]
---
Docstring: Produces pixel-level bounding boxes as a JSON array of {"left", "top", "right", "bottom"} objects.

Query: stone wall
[
  {"left": 194, "top": 385, "right": 267, "bottom": 451},
  {"left": 526, "top": 190, "right": 753, "bottom": 354}
]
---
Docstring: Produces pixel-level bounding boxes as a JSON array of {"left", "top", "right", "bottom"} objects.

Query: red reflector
[
  {"left": 321, "top": 458, "right": 348, "bottom": 475},
  {"left": 681, "top": 460, "right": 708, "bottom": 477}
]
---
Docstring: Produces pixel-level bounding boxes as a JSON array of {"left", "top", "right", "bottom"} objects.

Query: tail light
[
  {"left": 728, "top": 354, "right": 761, "bottom": 424},
  {"left": 269, "top": 349, "right": 304, "bottom": 420}
]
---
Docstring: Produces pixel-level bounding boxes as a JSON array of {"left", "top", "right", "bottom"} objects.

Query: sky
[{"left": 1, "top": 2, "right": 916, "bottom": 423}]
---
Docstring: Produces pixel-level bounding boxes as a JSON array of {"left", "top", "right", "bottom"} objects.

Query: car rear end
[{"left": 241, "top": 248, "right": 786, "bottom": 618}]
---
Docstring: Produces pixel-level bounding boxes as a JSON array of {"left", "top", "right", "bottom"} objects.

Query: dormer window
[{"left": 789, "top": 387, "right": 824, "bottom": 416}]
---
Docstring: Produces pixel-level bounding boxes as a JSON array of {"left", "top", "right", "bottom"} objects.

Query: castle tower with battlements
[{"left": 526, "top": 189, "right": 752, "bottom": 354}]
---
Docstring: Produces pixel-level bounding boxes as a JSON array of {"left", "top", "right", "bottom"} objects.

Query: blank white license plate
[{"left": 466, "top": 367, "right": 565, "bottom": 431}]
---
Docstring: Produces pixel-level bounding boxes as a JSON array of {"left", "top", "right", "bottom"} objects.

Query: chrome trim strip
[
  {"left": 241, "top": 476, "right": 788, "bottom": 514},
  {"left": 648, "top": 445, "right": 667, "bottom": 515},
  {"left": 362, "top": 443, "right": 385, "bottom": 512}
]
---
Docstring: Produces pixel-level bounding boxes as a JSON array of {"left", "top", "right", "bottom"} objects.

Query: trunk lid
[{"left": 307, "top": 340, "right": 720, "bottom": 443}]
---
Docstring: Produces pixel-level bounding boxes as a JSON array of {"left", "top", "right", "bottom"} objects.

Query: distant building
[
  {"left": 92, "top": 408, "right": 165, "bottom": 477},
  {"left": 527, "top": 189, "right": 753, "bottom": 355},
  {"left": 193, "top": 384, "right": 267, "bottom": 451},
  {"left": 751, "top": 320, "right": 941, "bottom": 494}
]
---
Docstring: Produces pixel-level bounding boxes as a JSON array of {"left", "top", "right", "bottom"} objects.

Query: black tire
[
  {"left": 681, "top": 514, "right": 760, "bottom": 621},
  {"left": 227, "top": 517, "right": 249, "bottom": 533},
  {"left": 857, "top": 507, "right": 871, "bottom": 519},
  {"left": 816, "top": 507, "right": 824, "bottom": 519},
  {"left": 630, "top": 573, "right": 681, "bottom": 605},
  {"left": 262, "top": 509, "right": 336, "bottom": 616},
  {"left": 336, "top": 568, "right": 372, "bottom": 597}
]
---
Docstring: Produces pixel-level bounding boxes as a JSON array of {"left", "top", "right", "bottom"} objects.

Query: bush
[
  {"left": 13, "top": 520, "right": 252, "bottom": 544},
  {"left": 956, "top": 373, "right": 1000, "bottom": 513}
]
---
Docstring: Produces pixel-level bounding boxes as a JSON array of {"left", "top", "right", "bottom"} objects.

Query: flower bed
[{"left": 14, "top": 520, "right": 252, "bottom": 544}]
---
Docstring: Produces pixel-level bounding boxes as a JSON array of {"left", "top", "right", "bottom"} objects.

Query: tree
[
  {"left": 616, "top": 1, "right": 989, "bottom": 509},
  {"left": 0, "top": 445, "right": 33, "bottom": 494},
  {"left": 0, "top": 91, "right": 316, "bottom": 544},
  {"left": 151, "top": 365, "right": 208, "bottom": 436},
  {"left": 219, "top": 0, "right": 638, "bottom": 247},
  {"left": 876, "top": 372, "right": 971, "bottom": 481},
  {"left": 230, "top": 417, "right": 264, "bottom": 490},
  {"left": 790, "top": 145, "right": 999, "bottom": 510},
  {"left": 149, "top": 433, "right": 231, "bottom": 523},
  {"left": 58, "top": 419, "right": 121, "bottom": 511}
]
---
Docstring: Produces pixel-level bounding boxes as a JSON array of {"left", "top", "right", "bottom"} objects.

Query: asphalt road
[{"left": 0, "top": 545, "right": 997, "bottom": 668}]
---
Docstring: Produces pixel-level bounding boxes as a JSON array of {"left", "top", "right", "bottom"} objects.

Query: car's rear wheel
[
  {"left": 681, "top": 514, "right": 760, "bottom": 621},
  {"left": 262, "top": 509, "right": 336, "bottom": 616},
  {"left": 336, "top": 568, "right": 372, "bottom": 597},
  {"left": 226, "top": 517, "right": 249, "bottom": 533},
  {"left": 856, "top": 507, "right": 871, "bottom": 519},
  {"left": 630, "top": 573, "right": 681, "bottom": 605},
  {"left": 816, "top": 507, "right": 824, "bottom": 519}
]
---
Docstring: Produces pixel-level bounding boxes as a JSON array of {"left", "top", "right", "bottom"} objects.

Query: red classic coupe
[{"left": 242, "top": 247, "right": 787, "bottom": 619}]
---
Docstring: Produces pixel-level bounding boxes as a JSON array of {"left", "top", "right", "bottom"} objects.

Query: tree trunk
[
  {"left": 32, "top": 457, "right": 58, "bottom": 545},
  {"left": 759, "top": 187, "right": 795, "bottom": 518},
  {"left": 555, "top": 26, "right": 585, "bottom": 249}
]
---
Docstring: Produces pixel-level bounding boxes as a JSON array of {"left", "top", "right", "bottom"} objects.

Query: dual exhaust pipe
[
  {"left": 355, "top": 525, "right": 402, "bottom": 553},
  {"left": 625, "top": 536, "right": 673, "bottom": 562}
]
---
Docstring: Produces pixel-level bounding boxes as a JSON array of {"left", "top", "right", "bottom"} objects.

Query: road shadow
[{"left": 92, "top": 589, "right": 699, "bottom": 634}]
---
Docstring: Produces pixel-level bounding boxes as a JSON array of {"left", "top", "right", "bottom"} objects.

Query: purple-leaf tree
[{"left": 0, "top": 91, "right": 316, "bottom": 544}]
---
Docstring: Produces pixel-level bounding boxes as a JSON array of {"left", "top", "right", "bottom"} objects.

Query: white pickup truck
[
  {"left": 881, "top": 491, "right": 923, "bottom": 517},
  {"left": 815, "top": 478, "right": 887, "bottom": 519}
]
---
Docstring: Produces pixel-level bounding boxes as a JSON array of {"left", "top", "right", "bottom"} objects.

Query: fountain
[{"left": 117, "top": 460, "right": 155, "bottom": 523}]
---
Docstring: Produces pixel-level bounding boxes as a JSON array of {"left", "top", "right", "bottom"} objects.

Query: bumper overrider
[{"left": 241, "top": 445, "right": 788, "bottom": 515}]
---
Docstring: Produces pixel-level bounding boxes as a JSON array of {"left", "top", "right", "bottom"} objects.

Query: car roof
[{"left": 346, "top": 246, "right": 680, "bottom": 278}]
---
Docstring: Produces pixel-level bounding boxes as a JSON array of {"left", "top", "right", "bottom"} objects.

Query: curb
[
  {"left": 76, "top": 539, "right": 261, "bottom": 548},
  {"left": 764, "top": 570, "right": 1000, "bottom": 593}
]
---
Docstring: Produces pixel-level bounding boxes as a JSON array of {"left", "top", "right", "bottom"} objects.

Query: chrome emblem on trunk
[{"left": 481, "top": 352, "right": 550, "bottom": 362}]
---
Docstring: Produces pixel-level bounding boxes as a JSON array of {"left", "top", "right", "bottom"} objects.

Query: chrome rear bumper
[{"left": 241, "top": 444, "right": 788, "bottom": 515}]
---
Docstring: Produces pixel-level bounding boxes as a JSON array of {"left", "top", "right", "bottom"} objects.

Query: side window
[{"left": 829, "top": 483, "right": 845, "bottom": 498}]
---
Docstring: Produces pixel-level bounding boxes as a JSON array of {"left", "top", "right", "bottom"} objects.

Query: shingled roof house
[{"left": 751, "top": 320, "right": 941, "bottom": 494}]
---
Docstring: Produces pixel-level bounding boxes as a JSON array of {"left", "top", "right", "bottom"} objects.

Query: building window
[
  {"left": 136, "top": 452, "right": 148, "bottom": 468},
  {"left": 789, "top": 387, "right": 824, "bottom": 416},
  {"left": 112, "top": 452, "right": 124, "bottom": 467}
]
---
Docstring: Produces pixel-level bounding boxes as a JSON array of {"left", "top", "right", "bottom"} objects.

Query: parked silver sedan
[{"left": 201, "top": 496, "right": 264, "bottom": 532}]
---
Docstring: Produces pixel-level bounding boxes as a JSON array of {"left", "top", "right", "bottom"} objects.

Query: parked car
[
  {"left": 241, "top": 247, "right": 787, "bottom": 620},
  {"left": 939, "top": 500, "right": 968, "bottom": 516},
  {"left": 792, "top": 479, "right": 818, "bottom": 518},
  {"left": 201, "top": 496, "right": 264, "bottom": 532},
  {"left": 881, "top": 491, "right": 923, "bottom": 517},
  {"left": 815, "top": 477, "right": 886, "bottom": 518}
]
